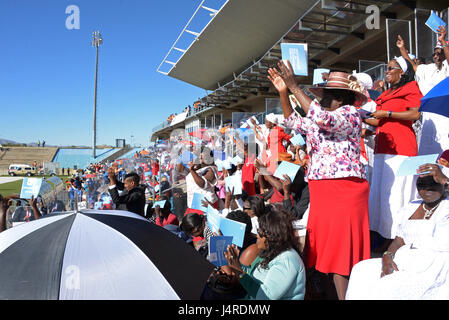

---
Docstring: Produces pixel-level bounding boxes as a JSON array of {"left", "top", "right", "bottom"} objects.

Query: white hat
[
  {"left": 265, "top": 113, "right": 278, "bottom": 125},
  {"left": 353, "top": 72, "right": 373, "bottom": 90}
]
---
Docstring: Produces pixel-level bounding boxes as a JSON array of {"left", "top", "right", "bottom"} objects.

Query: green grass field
[{"left": 0, "top": 175, "right": 70, "bottom": 197}]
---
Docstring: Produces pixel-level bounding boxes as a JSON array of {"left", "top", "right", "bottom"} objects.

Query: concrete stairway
[{"left": 0, "top": 147, "right": 58, "bottom": 175}]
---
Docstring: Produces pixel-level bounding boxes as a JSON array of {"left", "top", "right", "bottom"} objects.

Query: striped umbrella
[{"left": 0, "top": 210, "right": 214, "bottom": 300}]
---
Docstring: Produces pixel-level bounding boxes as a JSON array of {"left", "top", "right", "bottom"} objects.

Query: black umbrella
[{"left": 0, "top": 210, "right": 214, "bottom": 300}]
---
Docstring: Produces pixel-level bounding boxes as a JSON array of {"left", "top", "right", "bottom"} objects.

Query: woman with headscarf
[
  {"left": 267, "top": 61, "right": 371, "bottom": 299},
  {"left": 364, "top": 56, "right": 423, "bottom": 248}
]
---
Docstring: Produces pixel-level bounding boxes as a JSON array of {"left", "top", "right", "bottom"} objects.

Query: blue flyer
[
  {"left": 191, "top": 193, "right": 208, "bottom": 212},
  {"left": 20, "top": 178, "right": 43, "bottom": 199},
  {"left": 280, "top": 43, "right": 308, "bottom": 76},
  {"left": 273, "top": 161, "right": 301, "bottom": 182},
  {"left": 206, "top": 206, "right": 246, "bottom": 247},
  {"left": 313, "top": 68, "right": 330, "bottom": 85},
  {"left": 396, "top": 154, "right": 439, "bottom": 176},
  {"left": 152, "top": 200, "right": 166, "bottom": 208},
  {"left": 225, "top": 174, "right": 242, "bottom": 195},
  {"left": 425, "top": 11, "right": 447, "bottom": 33},
  {"left": 290, "top": 134, "right": 306, "bottom": 147},
  {"left": 208, "top": 236, "right": 233, "bottom": 267}
]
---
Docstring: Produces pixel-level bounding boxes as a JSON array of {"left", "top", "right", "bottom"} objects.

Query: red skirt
[{"left": 304, "top": 178, "right": 371, "bottom": 276}]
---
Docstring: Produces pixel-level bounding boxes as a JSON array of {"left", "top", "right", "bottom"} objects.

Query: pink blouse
[{"left": 283, "top": 100, "right": 366, "bottom": 181}]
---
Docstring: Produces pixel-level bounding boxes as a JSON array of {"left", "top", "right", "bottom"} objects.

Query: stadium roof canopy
[{"left": 158, "top": 0, "right": 319, "bottom": 91}]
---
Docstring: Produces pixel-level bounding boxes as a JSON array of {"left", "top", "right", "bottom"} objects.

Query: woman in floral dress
[{"left": 267, "top": 61, "right": 371, "bottom": 300}]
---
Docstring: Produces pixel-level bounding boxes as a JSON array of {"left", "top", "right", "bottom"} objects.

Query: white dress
[
  {"left": 369, "top": 154, "right": 417, "bottom": 239},
  {"left": 346, "top": 198, "right": 449, "bottom": 300},
  {"left": 415, "top": 60, "right": 449, "bottom": 159}
]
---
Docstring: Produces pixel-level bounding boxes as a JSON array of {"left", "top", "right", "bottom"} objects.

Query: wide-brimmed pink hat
[{"left": 308, "top": 72, "right": 368, "bottom": 106}]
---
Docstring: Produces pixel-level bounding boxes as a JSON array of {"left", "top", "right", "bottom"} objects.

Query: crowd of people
[{"left": 1, "top": 21, "right": 449, "bottom": 301}]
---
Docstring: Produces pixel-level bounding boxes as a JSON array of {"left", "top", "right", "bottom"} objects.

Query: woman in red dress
[{"left": 364, "top": 57, "right": 423, "bottom": 245}]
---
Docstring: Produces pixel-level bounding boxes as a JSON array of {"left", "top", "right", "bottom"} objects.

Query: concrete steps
[{"left": 0, "top": 147, "right": 58, "bottom": 174}]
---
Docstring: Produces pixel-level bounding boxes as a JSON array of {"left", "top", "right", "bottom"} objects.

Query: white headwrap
[
  {"left": 265, "top": 113, "right": 278, "bottom": 125},
  {"left": 352, "top": 72, "right": 373, "bottom": 90},
  {"left": 393, "top": 56, "right": 408, "bottom": 73}
]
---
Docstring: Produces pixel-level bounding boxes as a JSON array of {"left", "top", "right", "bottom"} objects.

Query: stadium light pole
[{"left": 91, "top": 31, "right": 103, "bottom": 158}]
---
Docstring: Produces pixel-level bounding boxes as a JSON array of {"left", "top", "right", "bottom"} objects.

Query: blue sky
[{"left": 0, "top": 0, "right": 226, "bottom": 147}]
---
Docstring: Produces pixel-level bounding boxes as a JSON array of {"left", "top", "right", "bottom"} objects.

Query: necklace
[{"left": 422, "top": 202, "right": 441, "bottom": 219}]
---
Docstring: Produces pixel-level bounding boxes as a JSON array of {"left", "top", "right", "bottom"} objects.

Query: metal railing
[{"left": 156, "top": 0, "right": 227, "bottom": 76}]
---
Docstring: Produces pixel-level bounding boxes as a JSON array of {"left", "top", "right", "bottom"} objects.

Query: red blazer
[
  {"left": 374, "top": 81, "right": 423, "bottom": 156},
  {"left": 155, "top": 213, "right": 179, "bottom": 227},
  {"left": 268, "top": 126, "right": 291, "bottom": 154}
]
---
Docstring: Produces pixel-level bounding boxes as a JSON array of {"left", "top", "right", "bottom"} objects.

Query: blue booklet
[
  {"left": 273, "top": 161, "right": 301, "bottom": 182},
  {"left": 290, "top": 134, "right": 306, "bottom": 147},
  {"left": 208, "top": 236, "right": 233, "bottom": 267},
  {"left": 152, "top": 200, "right": 166, "bottom": 208},
  {"left": 206, "top": 206, "right": 246, "bottom": 248},
  {"left": 280, "top": 43, "right": 308, "bottom": 76},
  {"left": 313, "top": 68, "right": 330, "bottom": 85},
  {"left": 20, "top": 178, "right": 43, "bottom": 199},
  {"left": 191, "top": 193, "right": 208, "bottom": 212},
  {"left": 396, "top": 154, "right": 439, "bottom": 176},
  {"left": 225, "top": 174, "right": 243, "bottom": 195},
  {"left": 178, "top": 151, "right": 197, "bottom": 168},
  {"left": 425, "top": 11, "right": 447, "bottom": 33}
]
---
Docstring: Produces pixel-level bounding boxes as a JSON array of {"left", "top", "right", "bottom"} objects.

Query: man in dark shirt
[{"left": 108, "top": 168, "right": 146, "bottom": 217}]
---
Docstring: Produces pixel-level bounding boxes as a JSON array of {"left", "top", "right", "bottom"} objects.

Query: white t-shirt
[
  {"left": 186, "top": 166, "right": 218, "bottom": 208},
  {"left": 415, "top": 60, "right": 449, "bottom": 95}
]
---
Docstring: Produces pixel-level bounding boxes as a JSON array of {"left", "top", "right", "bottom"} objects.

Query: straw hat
[{"left": 308, "top": 72, "right": 368, "bottom": 106}]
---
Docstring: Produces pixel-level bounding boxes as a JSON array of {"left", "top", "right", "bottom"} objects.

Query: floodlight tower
[{"left": 91, "top": 31, "right": 103, "bottom": 158}]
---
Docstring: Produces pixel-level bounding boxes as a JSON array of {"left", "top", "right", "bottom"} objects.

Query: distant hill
[
  {"left": 0, "top": 138, "right": 21, "bottom": 145},
  {"left": 0, "top": 138, "right": 114, "bottom": 148}
]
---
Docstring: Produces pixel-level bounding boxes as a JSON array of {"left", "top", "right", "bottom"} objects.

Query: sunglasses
[{"left": 386, "top": 66, "right": 402, "bottom": 71}]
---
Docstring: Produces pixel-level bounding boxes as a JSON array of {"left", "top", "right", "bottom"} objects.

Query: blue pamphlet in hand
[
  {"left": 206, "top": 206, "right": 246, "bottom": 248},
  {"left": 425, "top": 11, "right": 447, "bottom": 33},
  {"left": 225, "top": 174, "right": 242, "bottom": 195},
  {"left": 20, "top": 178, "right": 43, "bottom": 199},
  {"left": 191, "top": 193, "right": 208, "bottom": 212},
  {"left": 358, "top": 109, "right": 373, "bottom": 120},
  {"left": 208, "top": 236, "right": 233, "bottom": 267},
  {"left": 281, "top": 43, "right": 308, "bottom": 76},
  {"left": 313, "top": 68, "right": 330, "bottom": 85},
  {"left": 396, "top": 154, "right": 439, "bottom": 176},
  {"left": 290, "top": 134, "right": 306, "bottom": 147},
  {"left": 273, "top": 161, "right": 301, "bottom": 183},
  {"left": 178, "top": 151, "right": 197, "bottom": 168},
  {"left": 152, "top": 200, "right": 166, "bottom": 208}
]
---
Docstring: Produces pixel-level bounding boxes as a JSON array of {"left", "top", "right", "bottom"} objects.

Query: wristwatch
[
  {"left": 383, "top": 251, "right": 394, "bottom": 259},
  {"left": 388, "top": 111, "right": 393, "bottom": 118}
]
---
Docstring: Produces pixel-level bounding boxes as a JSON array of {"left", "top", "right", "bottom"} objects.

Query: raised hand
[
  {"left": 267, "top": 67, "right": 288, "bottom": 93},
  {"left": 417, "top": 163, "right": 449, "bottom": 185},
  {"left": 437, "top": 25, "right": 447, "bottom": 44},
  {"left": 277, "top": 60, "right": 298, "bottom": 89},
  {"left": 396, "top": 35, "right": 405, "bottom": 49}
]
